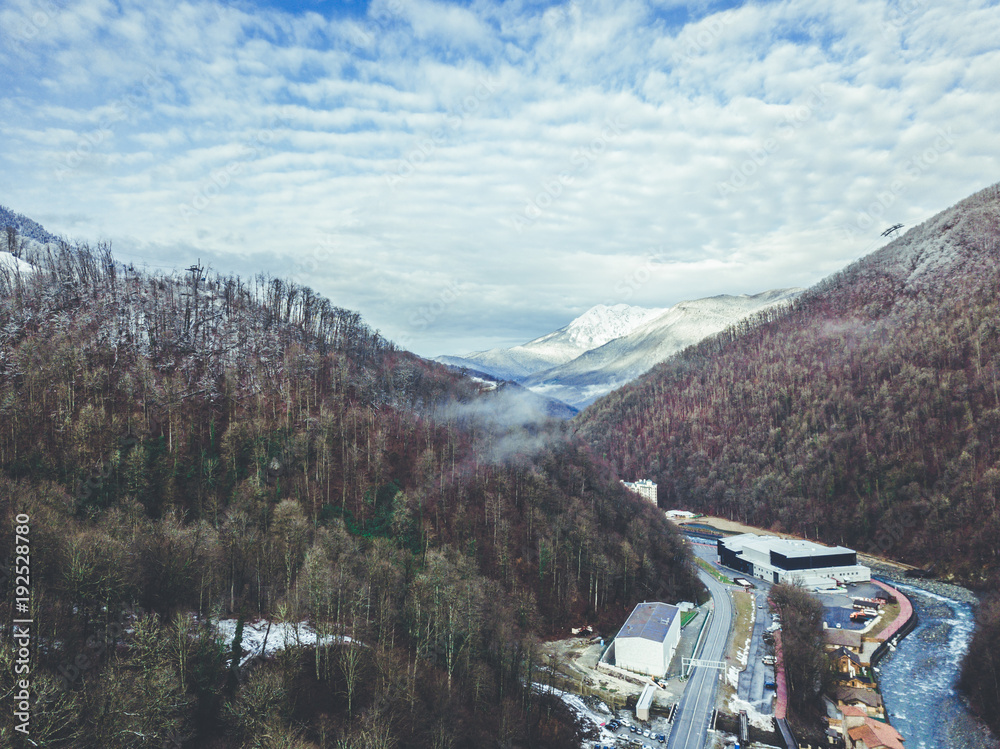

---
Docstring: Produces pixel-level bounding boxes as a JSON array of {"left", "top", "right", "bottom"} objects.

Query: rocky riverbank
[
  {"left": 866, "top": 559, "right": 981, "bottom": 604},
  {"left": 867, "top": 565, "right": 999, "bottom": 749}
]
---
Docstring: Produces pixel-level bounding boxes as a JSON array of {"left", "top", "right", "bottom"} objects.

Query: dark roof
[
  {"left": 615, "top": 602, "right": 679, "bottom": 643},
  {"left": 833, "top": 686, "right": 883, "bottom": 708},
  {"left": 825, "top": 629, "right": 863, "bottom": 648},
  {"left": 833, "top": 647, "right": 863, "bottom": 664}
]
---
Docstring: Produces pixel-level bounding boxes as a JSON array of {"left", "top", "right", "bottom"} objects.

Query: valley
[
  {"left": 3, "top": 183, "right": 1000, "bottom": 748},
  {"left": 4, "top": 0, "right": 1000, "bottom": 745}
]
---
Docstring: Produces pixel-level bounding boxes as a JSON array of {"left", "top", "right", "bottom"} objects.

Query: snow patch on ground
[
  {"left": 532, "top": 682, "right": 618, "bottom": 742},
  {"left": 727, "top": 666, "right": 740, "bottom": 688},
  {"left": 468, "top": 376, "right": 499, "bottom": 391},
  {"left": 213, "top": 619, "right": 353, "bottom": 667},
  {"left": 0, "top": 251, "right": 35, "bottom": 274},
  {"left": 737, "top": 634, "right": 751, "bottom": 667},
  {"left": 728, "top": 695, "right": 775, "bottom": 732}
]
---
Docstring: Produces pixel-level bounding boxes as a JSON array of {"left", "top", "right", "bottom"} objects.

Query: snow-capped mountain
[
  {"left": 522, "top": 289, "right": 803, "bottom": 409},
  {"left": 436, "top": 303, "right": 665, "bottom": 380}
]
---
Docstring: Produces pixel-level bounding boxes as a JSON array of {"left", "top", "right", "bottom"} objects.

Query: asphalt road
[
  {"left": 688, "top": 538, "right": 776, "bottom": 716},
  {"left": 737, "top": 589, "right": 775, "bottom": 713},
  {"left": 666, "top": 566, "right": 734, "bottom": 749}
]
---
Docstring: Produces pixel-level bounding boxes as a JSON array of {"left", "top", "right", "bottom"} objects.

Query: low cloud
[{"left": 434, "top": 382, "right": 571, "bottom": 464}]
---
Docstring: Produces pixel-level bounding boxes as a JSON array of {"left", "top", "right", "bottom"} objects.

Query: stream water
[{"left": 876, "top": 580, "right": 999, "bottom": 749}]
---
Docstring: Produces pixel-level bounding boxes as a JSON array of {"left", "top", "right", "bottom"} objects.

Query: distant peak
[{"left": 559, "top": 304, "right": 667, "bottom": 349}]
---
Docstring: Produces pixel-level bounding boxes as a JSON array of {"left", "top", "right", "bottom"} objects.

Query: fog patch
[{"left": 435, "top": 381, "right": 573, "bottom": 464}]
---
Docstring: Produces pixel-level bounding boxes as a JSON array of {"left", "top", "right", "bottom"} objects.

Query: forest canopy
[{"left": 0, "top": 242, "right": 701, "bottom": 748}]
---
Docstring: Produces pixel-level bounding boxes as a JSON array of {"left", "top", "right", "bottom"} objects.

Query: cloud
[{"left": 1, "top": 0, "right": 998, "bottom": 357}]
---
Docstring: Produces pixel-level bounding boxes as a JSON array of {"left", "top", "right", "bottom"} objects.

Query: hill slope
[
  {"left": 576, "top": 182, "right": 1000, "bottom": 732},
  {"left": 1, "top": 203, "right": 61, "bottom": 247},
  {"left": 0, "top": 239, "right": 700, "bottom": 747},
  {"left": 578, "top": 183, "right": 1000, "bottom": 584}
]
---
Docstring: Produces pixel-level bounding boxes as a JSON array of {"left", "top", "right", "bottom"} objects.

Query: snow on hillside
[
  {"left": 436, "top": 304, "right": 664, "bottom": 381},
  {"left": 523, "top": 289, "right": 803, "bottom": 409},
  {"left": 519, "top": 303, "right": 667, "bottom": 361},
  {"left": 0, "top": 204, "right": 61, "bottom": 246},
  {"left": 814, "top": 184, "right": 1000, "bottom": 298},
  {"left": 213, "top": 618, "right": 357, "bottom": 667},
  {"left": 0, "top": 251, "right": 36, "bottom": 274}
]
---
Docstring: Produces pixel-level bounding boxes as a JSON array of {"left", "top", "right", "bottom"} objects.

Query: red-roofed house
[
  {"left": 833, "top": 686, "right": 885, "bottom": 719},
  {"left": 846, "top": 719, "right": 905, "bottom": 749}
]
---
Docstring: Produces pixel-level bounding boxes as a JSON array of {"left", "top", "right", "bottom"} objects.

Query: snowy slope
[
  {"left": 0, "top": 204, "right": 61, "bottom": 246},
  {"left": 436, "top": 304, "right": 665, "bottom": 380},
  {"left": 524, "top": 289, "right": 803, "bottom": 409},
  {"left": 0, "top": 251, "right": 36, "bottom": 274}
]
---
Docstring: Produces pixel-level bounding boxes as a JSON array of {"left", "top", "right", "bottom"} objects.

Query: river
[{"left": 875, "top": 577, "right": 999, "bottom": 749}]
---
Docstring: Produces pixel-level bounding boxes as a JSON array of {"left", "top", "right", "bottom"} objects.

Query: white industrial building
[
  {"left": 611, "top": 601, "right": 680, "bottom": 678},
  {"left": 621, "top": 479, "right": 658, "bottom": 505},
  {"left": 665, "top": 509, "right": 698, "bottom": 520},
  {"left": 718, "top": 533, "right": 871, "bottom": 587}
]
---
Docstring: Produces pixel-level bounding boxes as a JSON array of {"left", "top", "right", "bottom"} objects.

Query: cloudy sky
[{"left": 1, "top": 0, "right": 997, "bottom": 356}]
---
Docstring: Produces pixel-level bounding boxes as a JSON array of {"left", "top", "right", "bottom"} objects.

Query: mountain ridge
[
  {"left": 437, "top": 302, "right": 665, "bottom": 380},
  {"left": 441, "top": 288, "right": 804, "bottom": 409},
  {"left": 524, "top": 288, "right": 803, "bottom": 408}
]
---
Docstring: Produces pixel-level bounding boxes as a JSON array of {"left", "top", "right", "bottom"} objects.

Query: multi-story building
[
  {"left": 621, "top": 478, "right": 658, "bottom": 505},
  {"left": 717, "top": 533, "right": 870, "bottom": 587}
]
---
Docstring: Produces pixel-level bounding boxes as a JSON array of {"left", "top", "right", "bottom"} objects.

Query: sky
[{"left": 1, "top": 0, "right": 998, "bottom": 357}]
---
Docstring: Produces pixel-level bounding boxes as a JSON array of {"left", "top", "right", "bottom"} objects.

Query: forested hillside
[
  {"left": 575, "top": 182, "right": 1000, "bottom": 730},
  {"left": 0, "top": 242, "right": 700, "bottom": 748}
]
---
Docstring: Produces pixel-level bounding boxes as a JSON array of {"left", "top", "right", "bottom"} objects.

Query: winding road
[{"left": 666, "top": 567, "right": 735, "bottom": 749}]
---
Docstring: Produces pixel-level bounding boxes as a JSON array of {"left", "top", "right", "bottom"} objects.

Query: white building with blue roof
[{"left": 612, "top": 601, "right": 681, "bottom": 678}]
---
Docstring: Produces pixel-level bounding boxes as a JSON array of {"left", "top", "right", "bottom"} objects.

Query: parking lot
[{"left": 590, "top": 715, "right": 670, "bottom": 748}]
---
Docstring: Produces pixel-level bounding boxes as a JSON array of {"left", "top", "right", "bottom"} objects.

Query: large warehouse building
[
  {"left": 718, "top": 533, "right": 870, "bottom": 587},
  {"left": 611, "top": 601, "right": 681, "bottom": 678}
]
